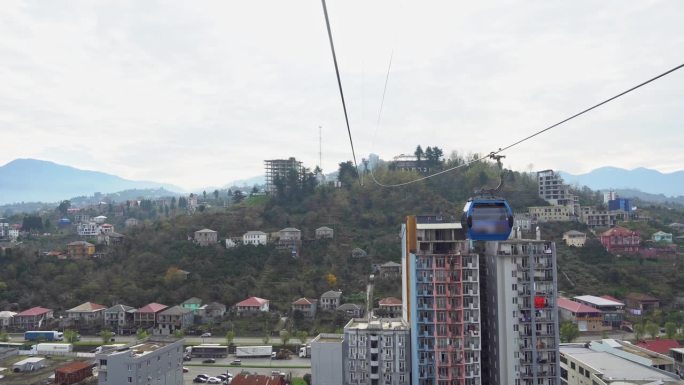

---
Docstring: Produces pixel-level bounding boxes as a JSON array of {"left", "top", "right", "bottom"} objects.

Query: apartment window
[
  {"left": 127, "top": 364, "right": 132, "bottom": 371},
  {"left": 99, "top": 360, "right": 107, "bottom": 366},
  {"left": 570, "top": 362, "right": 575, "bottom": 370},
  {"left": 128, "top": 377, "right": 132, "bottom": 383}
]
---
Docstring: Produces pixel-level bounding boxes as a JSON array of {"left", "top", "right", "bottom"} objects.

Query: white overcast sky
[{"left": 1, "top": 1, "right": 683, "bottom": 189}]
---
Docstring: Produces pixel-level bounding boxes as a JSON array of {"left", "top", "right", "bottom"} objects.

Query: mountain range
[
  {"left": 559, "top": 167, "right": 684, "bottom": 198},
  {"left": 0, "top": 159, "right": 183, "bottom": 205}
]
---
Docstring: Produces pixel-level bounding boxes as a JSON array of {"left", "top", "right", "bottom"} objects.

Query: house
[
  {"left": 378, "top": 297, "right": 402, "bottom": 318},
  {"left": 625, "top": 293, "right": 660, "bottom": 315},
  {"left": 315, "top": 226, "right": 334, "bottom": 240},
  {"left": 65, "top": 302, "right": 107, "bottom": 324},
  {"left": 124, "top": 218, "right": 139, "bottom": 228},
  {"left": 243, "top": 231, "right": 268, "bottom": 246},
  {"left": 181, "top": 297, "right": 203, "bottom": 313},
  {"left": 652, "top": 231, "right": 673, "bottom": 243},
  {"left": 77, "top": 222, "right": 99, "bottom": 236},
  {"left": 13, "top": 307, "right": 53, "bottom": 330},
  {"left": 320, "top": 290, "right": 343, "bottom": 311},
  {"left": 292, "top": 298, "right": 318, "bottom": 318},
  {"left": 54, "top": 361, "right": 95, "bottom": 385},
  {"left": 155, "top": 306, "right": 194, "bottom": 335},
  {"left": 67, "top": 241, "right": 95, "bottom": 258},
  {"left": 99, "top": 223, "right": 114, "bottom": 234},
  {"left": 379, "top": 261, "right": 402, "bottom": 278},
  {"left": 194, "top": 228, "right": 218, "bottom": 246},
  {"left": 235, "top": 297, "right": 269, "bottom": 315},
  {"left": 103, "top": 232, "right": 124, "bottom": 246},
  {"left": 562, "top": 230, "right": 587, "bottom": 247},
  {"left": 668, "top": 222, "right": 684, "bottom": 232},
  {"left": 336, "top": 303, "right": 364, "bottom": 318},
  {"left": 528, "top": 205, "right": 573, "bottom": 222},
  {"left": 198, "top": 302, "right": 226, "bottom": 321},
  {"left": 573, "top": 295, "right": 625, "bottom": 329},
  {"left": 133, "top": 303, "right": 167, "bottom": 328},
  {"left": 557, "top": 297, "right": 606, "bottom": 332},
  {"left": 93, "top": 215, "right": 107, "bottom": 224},
  {"left": 0, "top": 311, "right": 16, "bottom": 328},
  {"left": 636, "top": 339, "right": 681, "bottom": 355},
  {"left": 231, "top": 373, "right": 286, "bottom": 385},
  {"left": 104, "top": 304, "right": 135, "bottom": 332},
  {"left": 599, "top": 226, "right": 640, "bottom": 254},
  {"left": 279, "top": 227, "right": 301, "bottom": 241},
  {"left": 225, "top": 237, "right": 240, "bottom": 248},
  {"left": 579, "top": 206, "right": 623, "bottom": 228}
]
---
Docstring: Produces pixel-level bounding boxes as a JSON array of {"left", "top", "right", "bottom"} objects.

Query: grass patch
[{"left": 291, "top": 378, "right": 307, "bottom": 385}]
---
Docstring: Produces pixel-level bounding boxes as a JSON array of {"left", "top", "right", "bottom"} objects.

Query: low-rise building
[
  {"left": 573, "top": 295, "right": 625, "bottom": 329},
  {"left": 378, "top": 261, "right": 402, "bottom": 279},
  {"left": 155, "top": 306, "right": 194, "bottom": 335},
  {"left": 104, "top": 304, "right": 135, "bottom": 332},
  {"left": 134, "top": 303, "right": 168, "bottom": 328},
  {"left": 180, "top": 297, "right": 202, "bottom": 313},
  {"left": 557, "top": 297, "right": 606, "bottom": 332},
  {"left": 636, "top": 339, "right": 681, "bottom": 356},
  {"left": 125, "top": 218, "right": 140, "bottom": 228},
  {"left": 292, "top": 298, "right": 317, "bottom": 318},
  {"left": 243, "top": 231, "right": 268, "bottom": 246},
  {"left": 377, "top": 297, "right": 402, "bottom": 318},
  {"left": 13, "top": 306, "right": 53, "bottom": 330},
  {"left": 0, "top": 310, "right": 16, "bottom": 328},
  {"left": 344, "top": 318, "right": 411, "bottom": 385},
  {"left": 235, "top": 297, "right": 269, "bottom": 315},
  {"left": 77, "top": 222, "right": 99, "bottom": 236},
  {"left": 653, "top": 231, "right": 674, "bottom": 243},
  {"left": 194, "top": 229, "right": 218, "bottom": 246},
  {"left": 529, "top": 205, "right": 574, "bottom": 222},
  {"left": 67, "top": 241, "right": 95, "bottom": 258},
  {"left": 320, "top": 290, "right": 343, "bottom": 311},
  {"left": 625, "top": 293, "right": 660, "bottom": 315},
  {"left": 96, "top": 338, "right": 184, "bottom": 385},
  {"left": 336, "top": 303, "right": 364, "bottom": 318},
  {"left": 65, "top": 302, "right": 107, "bottom": 324},
  {"left": 279, "top": 227, "right": 301, "bottom": 241},
  {"left": 600, "top": 226, "right": 640, "bottom": 254},
  {"left": 197, "top": 302, "right": 226, "bottom": 321},
  {"left": 580, "top": 206, "right": 622, "bottom": 228},
  {"left": 315, "top": 226, "right": 334, "bottom": 240},
  {"left": 311, "top": 333, "right": 345, "bottom": 385},
  {"left": 562, "top": 230, "right": 587, "bottom": 247}
]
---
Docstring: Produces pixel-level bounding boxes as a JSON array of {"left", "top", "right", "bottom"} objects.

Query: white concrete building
[
  {"left": 311, "top": 333, "right": 345, "bottom": 385},
  {"left": 96, "top": 339, "right": 184, "bottom": 385},
  {"left": 243, "top": 231, "right": 267, "bottom": 246},
  {"left": 78, "top": 222, "right": 99, "bottom": 236}
]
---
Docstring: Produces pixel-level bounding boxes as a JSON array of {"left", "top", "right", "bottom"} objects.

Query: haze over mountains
[
  {"left": 559, "top": 167, "right": 684, "bottom": 198},
  {"left": 0, "top": 159, "right": 183, "bottom": 205}
]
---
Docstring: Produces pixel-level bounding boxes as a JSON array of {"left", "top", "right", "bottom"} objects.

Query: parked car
[
  {"left": 183, "top": 367, "right": 189, "bottom": 373},
  {"left": 193, "top": 376, "right": 208, "bottom": 384},
  {"left": 202, "top": 358, "right": 216, "bottom": 364},
  {"left": 184, "top": 355, "right": 192, "bottom": 361},
  {"left": 229, "top": 359, "right": 241, "bottom": 366},
  {"left": 207, "top": 378, "right": 222, "bottom": 384},
  {"left": 201, "top": 332, "right": 212, "bottom": 337}
]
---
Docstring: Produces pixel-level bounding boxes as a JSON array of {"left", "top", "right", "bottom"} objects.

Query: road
[
  {"left": 7, "top": 333, "right": 310, "bottom": 345},
  {"left": 183, "top": 355, "right": 310, "bottom": 384}
]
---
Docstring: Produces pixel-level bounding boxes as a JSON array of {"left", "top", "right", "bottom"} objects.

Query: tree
[
  {"left": 262, "top": 333, "right": 271, "bottom": 345},
  {"left": 57, "top": 200, "right": 71, "bottom": 216},
  {"left": 560, "top": 321, "right": 579, "bottom": 343},
  {"left": 280, "top": 330, "right": 290, "bottom": 346},
  {"left": 414, "top": 145, "right": 424, "bottom": 163},
  {"left": 136, "top": 328, "right": 149, "bottom": 340},
  {"left": 232, "top": 190, "right": 245, "bottom": 204},
  {"left": 22, "top": 215, "right": 43, "bottom": 232},
  {"left": 0, "top": 330, "right": 8, "bottom": 342},
  {"left": 325, "top": 273, "right": 337, "bottom": 288},
  {"left": 173, "top": 329, "right": 185, "bottom": 338},
  {"left": 303, "top": 373, "right": 312, "bottom": 385},
  {"left": 664, "top": 321, "right": 677, "bottom": 339},
  {"left": 213, "top": 190, "right": 219, "bottom": 200},
  {"left": 203, "top": 190, "right": 207, "bottom": 200},
  {"left": 64, "top": 329, "right": 79, "bottom": 343},
  {"left": 646, "top": 321, "right": 660, "bottom": 340},
  {"left": 100, "top": 329, "right": 114, "bottom": 344},
  {"left": 297, "top": 330, "right": 308, "bottom": 345},
  {"left": 337, "top": 161, "right": 358, "bottom": 188},
  {"left": 225, "top": 330, "right": 235, "bottom": 346},
  {"left": 634, "top": 322, "right": 646, "bottom": 342}
]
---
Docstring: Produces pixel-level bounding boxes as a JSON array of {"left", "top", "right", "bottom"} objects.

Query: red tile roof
[
  {"left": 231, "top": 374, "right": 285, "bottom": 385},
  {"left": 237, "top": 297, "right": 268, "bottom": 307},
  {"left": 137, "top": 303, "right": 167, "bottom": 313},
  {"left": 379, "top": 297, "right": 402, "bottom": 306},
  {"left": 16, "top": 306, "right": 52, "bottom": 317},
  {"left": 55, "top": 361, "right": 94, "bottom": 374},
  {"left": 601, "top": 226, "right": 639, "bottom": 237},
  {"left": 557, "top": 297, "right": 602, "bottom": 314},
  {"left": 636, "top": 339, "right": 681, "bottom": 355},
  {"left": 292, "top": 298, "right": 316, "bottom": 306}
]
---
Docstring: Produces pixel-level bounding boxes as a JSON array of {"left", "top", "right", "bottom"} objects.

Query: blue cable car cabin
[{"left": 462, "top": 198, "right": 514, "bottom": 241}]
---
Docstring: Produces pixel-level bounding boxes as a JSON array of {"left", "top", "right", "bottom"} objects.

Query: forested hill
[{"left": 0, "top": 160, "right": 568, "bottom": 313}]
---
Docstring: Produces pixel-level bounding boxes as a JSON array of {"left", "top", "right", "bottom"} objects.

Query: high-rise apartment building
[
  {"left": 537, "top": 170, "right": 578, "bottom": 215},
  {"left": 480, "top": 239, "right": 560, "bottom": 385},
  {"left": 264, "top": 157, "right": 303, "bottom": 193},
  {"left": 402, "top": 215, "right": 481, "bottom": 385},
  {"left": 344, "top": 318, "right": 411, "bottom": 385}
]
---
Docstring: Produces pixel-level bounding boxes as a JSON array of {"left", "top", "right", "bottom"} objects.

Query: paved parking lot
[{"left": 183, "top": 355, "right": 310, "bottom": 384}]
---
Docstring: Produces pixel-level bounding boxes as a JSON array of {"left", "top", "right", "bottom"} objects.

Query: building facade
[
  {"left": 402, "top": 215, "right": 481, "bottom": 385},
  {"left": 599, "top": 227, "right": 640, "bottom": 254},
  {"left": 194, "top": 229, "right": 218, "bottom": 246},
  {"left": 344, "top": 318, "right": 411, "bottom": 385},
  {"left": 480, "top": 239, "right": 560, "bottom": 385},
  {"left": 529, "top": 206, "right": 574, "bottom": 223},
  {"left": 96, "top": 338, "right": 184, "bottom": 385},
  {"left": 243, "top": 231, "right": 268, "bottom": 246},
  {"left": 264, "top": 157, "right": 303, "bottom": 193},
  {"left": 311, "top": 333, "right": 345, "bottom": 385},
  {"left": 536, "top": 170, "right": 579, "bottom": 213},
  {"left": 562, "top": 231, "right": 587, "bottom": 247},
  {"left": 572, "top": 295, "right": 624, "bottom": 329},
  {"left": 321, "top": 291, "right": 343, "bottom": 311}
]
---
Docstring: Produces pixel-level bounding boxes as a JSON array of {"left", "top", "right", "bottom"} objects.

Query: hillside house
[
  {"left": 557, "top": 297, "right": 605, "bottom": 332},
  {"left": 235, "top": 297, "right": 269, "bottom": 315},
  {"left": 529, "top": 206, "right": 573, "bottom": 222},
  {"left": 124, "top": 218, "right": 139, "bottom": 227},
  {"left": 320, "top": 290, "right": 343, "bottom": 311},
  {"left": 625, "top": 293, "right": 660, "bottom": 316},
  {"left": 67, "top": 241, "right": 95, "bottom": 258},
  {"left": 198, "top": 302, "right": 226, "bottom": 322},
  {"left": 181, "top": 297, "right": 203, "bottom": 313},
  {"left": 0, "top": 311, "right": 16, "bottom": 328},
  {"left": 600, "top": 226, "right": 640, "bottom": 254},
  {"left": 562, "top": 230, "right": 587, "bottom": 247},
  {"left": 636, "top": 339, "right": 681, "bottom": 355},
  {"left": 315, "top": 226, "right": 334, "bottom": 240},
  {"left": 379, "top": 261, "right": 402, "bottom": 278},
  {"left": 292, "top": 298, "right": 318, "bottom": 318},
  {"left": 279, "top": 227, "right": 301, "bottom": 241},
  {"left": 194, "top": 228, "right": 218, "bottom": 246},
  {"left": 652, "top": 231, "right": 673, "bottom": 243},
  {"left": 573, "top": 295, "right": 625, "bottom": 329},
  {"left": 155, "top": 306, "right": 194, "bottom": 335},
  {"left": 13, "top": 307, "right": 53, "bottom": 330},
  {"left": 243, "top": 231, "right": 268, "bottom": 246},
  {"left": 378, "top": 297, "right": 402, "bottom": 318},
  {"left": 336, "top": 303, "right": 364, "bottom": 318},
  {"left": 104, "top": 304, "right": 135, "bottom": 332},
  {"left": 93, "top": 215, "right": 107, "bottom": 224},
  {"left": 99, "top": 223, "right": 114, "bottom": 234},
  {"left": 134, "top": 303, "right": 168, "bottom": 328},
  {"left": 580, "top": 206, "right": 623, "bottom": 228},
  {"left": 65, "top": 302, "right": 106, "bottom": 324},
  {"left": 77, "top": 222, "right": 99, "bottom": 236}
]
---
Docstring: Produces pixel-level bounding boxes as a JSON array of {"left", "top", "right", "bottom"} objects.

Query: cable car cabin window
[{"left": 471, "top": 205, "right": 510, "bottom": 234}]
